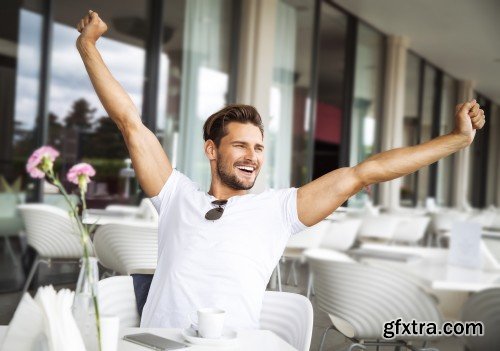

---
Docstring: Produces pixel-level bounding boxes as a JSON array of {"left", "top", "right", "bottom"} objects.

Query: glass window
[
  {"left": 269, "top": 0, "right": 315, "bottom": 188},
  {"left": 469, "top": 94, "right": 491, "bottom": 208},
  {"left": 49, "top": 0, "right": 149, "bottom": 205},
  {"left": 400, "top": 52, "right": 421, "bottom": 206},
  {"left": 0, "top": 1, "right": 44, "bottom": 200},
  {"left": 157, "top": 0, "right": 235, "bottom": 190},
  {"left": 348, "top": 23, "right": 384, "bottom": 207},
  {"left": 486, "top": 103, "right": 499, "bottom": 207},
  {"left": 436, "top": 75, "right": 457, "bottom": 206},
  {"left": 313, "top": 3, "right": 348, "bottom": 179},
  {"left": 416, "top": 64, "right": 437, "bottom": 204}
]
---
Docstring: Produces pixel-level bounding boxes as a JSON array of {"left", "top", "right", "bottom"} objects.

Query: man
[{"left": 76, "top": 11, "right": 485, "bottom": 330}]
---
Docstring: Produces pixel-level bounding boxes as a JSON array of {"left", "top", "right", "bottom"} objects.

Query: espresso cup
[{"left": 190, "top": 308, "right": 226, "bottom": 339}]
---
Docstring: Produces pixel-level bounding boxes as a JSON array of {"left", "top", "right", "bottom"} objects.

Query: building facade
[{"left": 1, "top": 0, "right": 498, "bottom": 209}]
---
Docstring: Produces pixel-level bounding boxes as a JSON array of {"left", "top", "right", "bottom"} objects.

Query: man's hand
[
  {"left": 452, "top": 100, "right": 486, "bottom": 146},
  {"left": 76, "top": 10, "right": 108, "bottom": 45}
]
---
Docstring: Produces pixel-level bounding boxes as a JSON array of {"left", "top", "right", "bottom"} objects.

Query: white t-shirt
[{"left": 140, "top": 169, "right": 306, "bottom": 330}]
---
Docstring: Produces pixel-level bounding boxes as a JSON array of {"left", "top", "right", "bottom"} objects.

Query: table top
[
  {"left": 119, "top": 328, "right": 297, "bottom": 350},
  {"left": 0, "top": 326, "right": 297, "bottom": 351},
  {"left": 82, "top": 209, "right": 156, "bottom": 227},
  {"left": 358, "top": 243, "right": 500, "bottom": 292}
]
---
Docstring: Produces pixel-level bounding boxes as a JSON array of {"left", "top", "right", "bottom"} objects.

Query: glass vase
[{"left": 72, "top": 256, "right": 100, "bottom": 351}]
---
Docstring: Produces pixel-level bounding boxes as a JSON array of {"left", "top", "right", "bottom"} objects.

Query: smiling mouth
[{"left": 236, "top": 165, "right": 256, "bottom": 176}]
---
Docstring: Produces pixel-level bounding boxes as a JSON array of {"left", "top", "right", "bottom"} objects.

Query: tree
[
  {"left": 84, "top": 116, "right": 128, "bottom": 158},
  {"left": 64, "top": 98, "right": 96, "bottom": 131}
]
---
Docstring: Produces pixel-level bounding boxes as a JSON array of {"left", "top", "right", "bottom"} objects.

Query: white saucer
[{"left": 181, "top": 327, "right": 239, "bottom": 347}]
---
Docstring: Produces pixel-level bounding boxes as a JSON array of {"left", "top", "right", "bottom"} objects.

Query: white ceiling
[{"left": 333, "top": 0, "right": 500, "bottom": 104}]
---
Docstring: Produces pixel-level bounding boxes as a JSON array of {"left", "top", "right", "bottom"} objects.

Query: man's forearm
[
  {"left": 76, "top": 38, "right": 141, "bottom": 131},
  {"left": 355, "top": 132, "right": 469, "bottom": 186}
]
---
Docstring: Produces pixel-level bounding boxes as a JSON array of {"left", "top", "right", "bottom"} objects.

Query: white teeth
[{"left": 237, "top": 166, "right": 254, "bottom": 172}]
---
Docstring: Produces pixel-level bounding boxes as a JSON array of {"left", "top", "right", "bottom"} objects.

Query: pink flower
[
  {"left": 67, "top": 163, "right": 96, "bottom": 191},
  {"left": 26, "top": 146, "right": 60, "bottom": 179}
]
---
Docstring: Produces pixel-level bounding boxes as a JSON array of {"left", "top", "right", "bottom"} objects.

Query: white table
[
  {"left": 356, "top": 243, "right": 500, "bottom": 292},
  {"left": 119, "top": 328, "right": 297, "bottom": 350},
  {"left": 0, "top": 326, "right": 297, "bottom": 351},
  {"left": 82, "top": 209, "right": 155, "bottom": 226}
]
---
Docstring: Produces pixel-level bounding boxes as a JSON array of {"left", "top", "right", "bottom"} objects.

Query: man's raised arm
[
  {"left": 76, "top": 10, "right": 171, "bottom": 197},
  {"left": 297, "top": 100, "right": 486, "bottom": 226}
]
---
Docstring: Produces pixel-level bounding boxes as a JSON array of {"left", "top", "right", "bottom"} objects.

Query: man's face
[{"left": 214, "top": 122, "right": 264, "bottom": 190}]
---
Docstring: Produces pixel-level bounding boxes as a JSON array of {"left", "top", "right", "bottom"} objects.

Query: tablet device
[{"left": 123, "top": 333, "right": 188, "bottom": 350}]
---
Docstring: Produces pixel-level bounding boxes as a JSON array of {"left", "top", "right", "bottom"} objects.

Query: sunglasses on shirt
[{"left": 205, "top": 200, "right": 228, "bottom": 220}]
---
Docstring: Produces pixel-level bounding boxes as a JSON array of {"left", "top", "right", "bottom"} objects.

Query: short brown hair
[{"left": 203, "top": 104, "right": 264, "bottom": 146}]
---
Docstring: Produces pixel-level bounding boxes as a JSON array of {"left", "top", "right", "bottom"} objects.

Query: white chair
[
  {"left": 320, "top": 219, "right": 362, "bottom": 251},
  {"left": 98, "top": 276, "right": 140, "bottom": 328},
  {"left": 431, "top": 210, "right": 469, "bottom": 247},
  {"left": 260, "top": 291, "right": 313, "bottom": 351},
  {"left": 93, "top": 222, "right": 158, "bottom": 275},
  {"left": 97, "top": 276, "right": 314, "bottom": 351},
  {"left": 305, "top": 248, "right": 443, "bottom": 351},
  {"left": 18, "top": 204, "right": 94, "bottom": 295},
  {"left": 391, "top": 216, "right": 431, "bottom": 245},
  {"left": 460, "top": 288, "right": 500, "bottom": 351},
  {"left": 281, "top": 220, "right": 331, "bottom": 287},
  {"left": 357, "top": 215, "right": 401, "bottom": 242}
]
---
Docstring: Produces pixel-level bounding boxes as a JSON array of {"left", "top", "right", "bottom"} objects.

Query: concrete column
[
  {"left": 379, "top": 36, "right": 409, "bottom": 210},
  {"left": 452, "top": 80, "right": 476, "bottom": 209},
  {"left": 236, "top": 0, "right": 278, "bottom": 192},
  {"left": 486, "top": 104, "right": 499, "bottom": 206}
]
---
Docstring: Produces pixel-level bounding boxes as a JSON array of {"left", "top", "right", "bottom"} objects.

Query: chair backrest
[
  {"left": 461, "top": 288, "right": 500, "bottom": 350},
  {"left": 259, "top": 291, "right": 313, "bottom": 351},
  {"left": 431, "top": 210, "right": 469, "bottom": 232},
  {"left": 305, "top": 248, "right": 443, "bottom": 341},
  {"left": 392, "top": 216, "right": 431, "bottom": 244},
  {"left": 320, "top": 219, "right": 362, "bottom": 251},
  {"left": 93, "top": 222, "right": 158, "bottom": 275},
  {"left": 97, "top": 275, "right": 314, "bottom": 350},
  {"left": 286, "top": 220, "right": 331, "bottom": 250},
  {"left": 358, "top": 215, "right": 401, "bottom": 241},
  {"left": 18, "top": 204, "right": 88, "bottom": 258},
  {"left": 137, "top": 199, "right": 158, "bottom": 222},
  {"left": 98, "top": 276, "right": 140, "bottom": 328}
]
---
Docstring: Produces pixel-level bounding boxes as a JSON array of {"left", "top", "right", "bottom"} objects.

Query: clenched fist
[
  {"left": 452, "top": 99, "right": 486, "bottom": 146},
  {"left": 76, "top": 10, "right": 107, "bottom": 45}
]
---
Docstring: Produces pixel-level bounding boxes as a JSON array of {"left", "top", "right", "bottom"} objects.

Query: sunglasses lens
[{"left": 205, "top": 207, "right": 224, "bottom": 220}]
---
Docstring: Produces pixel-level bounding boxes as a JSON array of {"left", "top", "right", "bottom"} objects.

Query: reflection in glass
[
  {"left": 436, "top": 75, "right": 457, "bottom": 206},
  {"left": 1, "top": 3, "right": 43, "bottom": 196},
  {"left": 348, "top": 23, "right": 384, "bottom": 207},
  {"left": 400, "top": 52, "right": 420, "bottom": 206},
  {"left": 313, "top": 3, "right": 347, "bottom": 180},
  {"left": 269, "top": 0, "right": 314, "bottom": 188},
  {"left": 417, "top": 64, "right": 437, "bottom": 204},
  {"left": 49, "top": 0, "right": 147, "bottom": 203},
  {"left": 157, "top": 0, "right": 233, "bottom": 190}
]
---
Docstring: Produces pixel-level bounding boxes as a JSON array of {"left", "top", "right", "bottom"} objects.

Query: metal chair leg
[
  {"left": 286, "top": 260, "right": 298, "bottom": 286},
  {"left": 348, "top": 343, "right": 367, "bottom": 351},
  {"left": 21, "top": 255, "right": 48, "bottom": 296},
  {"left": 307, "top": 271, "right": 313, "bottom": 299},
  {"left": 4, "top": 236, "right": 18, "bottom": 266},
  {"left": 276, "top": 263, "right": 282, "bottom": 292},
  {"left": 319, "top": 325, "right": 334, "bottom": 351}
]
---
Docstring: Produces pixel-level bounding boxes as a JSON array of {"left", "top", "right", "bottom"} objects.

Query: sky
[{"left": 14, "top": 9, "right": 144, "bottom": 130}]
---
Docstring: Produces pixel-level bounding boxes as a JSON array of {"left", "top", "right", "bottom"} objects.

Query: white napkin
[
  {"left": 1, "top": 293, "right": 45, "bottom": 351},
  {"left": 35, "top": 286, "right": 86, "bottom": 351},
  {"left": 2, "top": 286, "right": 87, "bottom": 351}
]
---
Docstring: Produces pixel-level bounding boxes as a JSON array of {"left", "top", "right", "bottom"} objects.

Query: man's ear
[{"left": 204, "top": 140, "right": 217, "bottom": 160}]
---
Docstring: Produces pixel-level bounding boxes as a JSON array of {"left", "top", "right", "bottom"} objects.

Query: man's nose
[{"left": 245, "top": 148, "right": 257, "bottom": 162}]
